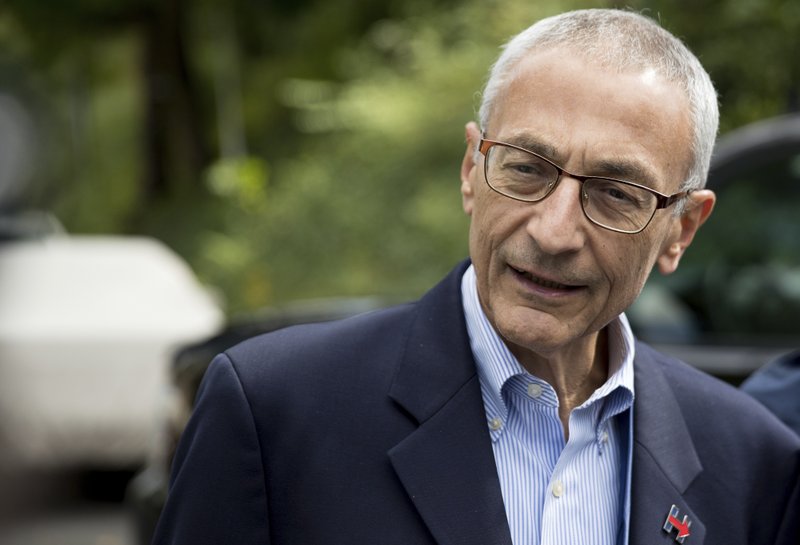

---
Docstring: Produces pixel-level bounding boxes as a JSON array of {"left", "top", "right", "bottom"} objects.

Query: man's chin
[{"left": 491, "top": 307, "right": 577, "bottom": 357}]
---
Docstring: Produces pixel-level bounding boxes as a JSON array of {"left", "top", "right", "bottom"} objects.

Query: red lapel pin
[{"left": 663, "top": 504, "right": 691, "bottom": 543}]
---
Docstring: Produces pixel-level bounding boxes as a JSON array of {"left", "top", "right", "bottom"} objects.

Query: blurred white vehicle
[{"left": 0, "top": 231, "right": 224, "bottom": 469}]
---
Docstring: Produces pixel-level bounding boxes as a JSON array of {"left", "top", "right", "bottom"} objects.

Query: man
[
  {"left": 153, "top": 9, "right": 800, "bottom": 545},
  {"left": 741, "top": 350, "right": 800, "bottom": 437}
]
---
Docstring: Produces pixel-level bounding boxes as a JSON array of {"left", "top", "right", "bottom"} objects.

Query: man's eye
[
  {"left": 605, "top": 187, "right": 635, "bottom": 202},
  {"left": 590, "top": 181, "right": 648, "bottom": 209},
  {"left": 508, "top": 163, "right": 548, "bottom": 177}
]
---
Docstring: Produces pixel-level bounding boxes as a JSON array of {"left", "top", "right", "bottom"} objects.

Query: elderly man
[{"left": 153, "top": 9, "right": 800, "bottom": 545}]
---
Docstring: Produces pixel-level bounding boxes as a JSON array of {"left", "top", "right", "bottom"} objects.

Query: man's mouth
[{"left": 510, "top": 266, "right": 580, "bottom": 291}]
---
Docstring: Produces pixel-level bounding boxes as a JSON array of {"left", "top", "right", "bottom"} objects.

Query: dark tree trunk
[{"left": 140, "top": 0, "right": 209, "bottom": 204}]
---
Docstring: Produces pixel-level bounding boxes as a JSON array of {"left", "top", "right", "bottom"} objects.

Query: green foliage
[
  {"left": 3, "top": 0, "right": 799, "bottom": 314},
  {"left": 206, "top": 156, "right": 268, "bottom": 211},
  {"left": 48, "top": 33, "right": 143, "bottom": 233},
  {"left": 194, "top": 0, "right": 601, "bottom": 311},
  {"left": 629, "top": 0, "right": 800, "bottom": 131}
]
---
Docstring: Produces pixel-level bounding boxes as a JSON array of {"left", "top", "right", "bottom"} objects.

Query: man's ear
[
  {"left": 657, "top": 189, "right": 716, "bottom": 275},
  {"left": 460, "top": 122, "right": 482, "bottom": 216}
]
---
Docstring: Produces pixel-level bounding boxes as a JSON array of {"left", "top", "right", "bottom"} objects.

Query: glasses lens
[
  {"left": 582, "top": 178, "right": 657, "bottom": 232},
  {"left": 485, "top": 144, "right": 558, "bottom": 201}
]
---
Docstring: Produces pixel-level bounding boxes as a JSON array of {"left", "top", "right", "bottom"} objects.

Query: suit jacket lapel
[
  {"left": 388, "top": 263, "right": 713, "bottom": 545},
  {"left": 630, "top": 344, "right": 706, "bottom": 545},
  {"left": 388, "top": 262, "right": 512, "bottom": 545}
]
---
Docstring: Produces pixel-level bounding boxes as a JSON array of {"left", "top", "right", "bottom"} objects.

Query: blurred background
[{"left": 1, "top": 0, "right": 799, "bottom": 543}]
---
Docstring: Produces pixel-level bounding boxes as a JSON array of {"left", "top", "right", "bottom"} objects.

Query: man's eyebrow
[
  {"left": 501, "top": 134, "right": 562, "bottom": 162},
  {"left": 593, "top": 158, "right": 660, "bottom": 188}
]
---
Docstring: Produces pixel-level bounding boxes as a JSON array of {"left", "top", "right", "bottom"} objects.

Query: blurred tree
[
  {"left": 193, "top": 0, "right": 606, "bottom": 310},
  {"left": 140, "top": 0, "right": 210, "bottom": 203},
  {"left": 628, "top": 0, "right": 800, "bottom": 131},
  {"left": 2, "top": 0, "right": 210, "bottom": 212},
  {"left": 1, "top": 0, "right": 798, "bottom": 314}
]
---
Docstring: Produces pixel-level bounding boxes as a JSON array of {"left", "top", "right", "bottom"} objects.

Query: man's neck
[{"left": 507, "top": 329, "right": 609, "bottom": 440}]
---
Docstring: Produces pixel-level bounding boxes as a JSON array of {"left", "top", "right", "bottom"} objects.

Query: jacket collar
[
  {"left": 387, "top": 261, "right": 707, "bottom": 545},
  {"left": 388, "top": 260, "right": 513, "bottom": 545},
  {"left": 630, "top": 343, "right": 705, "bottom": 545}
]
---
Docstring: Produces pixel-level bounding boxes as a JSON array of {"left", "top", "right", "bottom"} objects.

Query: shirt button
[
  {"left": 552, "top": 480, "right": 564, "bottom": 498},
  {"left": 600, "top": 430, "right": 609, "bottom": 443},
  {"left": 489, "top": 418, "right": 502, "bottom": 431},
  {"left": 527, "top": 383, "right": 543, "bottom": 398}
]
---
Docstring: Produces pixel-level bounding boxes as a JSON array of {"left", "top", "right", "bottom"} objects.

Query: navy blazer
[
  {"left": 153, "top": 262, "right": 800, "bottom": 545},
  {"left": 741, "top": 350, "right": 800, "bottom": 437}
]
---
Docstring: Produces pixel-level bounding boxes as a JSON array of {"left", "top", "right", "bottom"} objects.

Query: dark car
[
  {"left": 628, "top": 113, "right": 800, "bottom": 383},
  {"left": 128, "top": 113, "right": 800, "bottom": 543}
]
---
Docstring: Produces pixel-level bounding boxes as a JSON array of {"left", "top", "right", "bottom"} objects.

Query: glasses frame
[{"left": 478, "top": 137, "right": 689, "bottom": 234}]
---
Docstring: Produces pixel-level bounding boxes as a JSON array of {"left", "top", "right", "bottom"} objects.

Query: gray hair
[{"left": 478, "top": 9, "right": 719, "bottom": 195}]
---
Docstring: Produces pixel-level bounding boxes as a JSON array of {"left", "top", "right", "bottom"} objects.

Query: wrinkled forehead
[
  {"left": 494, "top": 44, "right": 692, "bottom": 124},
  {"left": 513, "top": 42, "right": 686, "bottom": 92},
  {"left": 490, "top": 47, "right": 695, "bottom": 190}
]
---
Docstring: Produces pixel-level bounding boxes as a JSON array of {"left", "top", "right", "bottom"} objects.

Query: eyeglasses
[{"left": 478, "top": 138, "right": 688, "bottom": 234}]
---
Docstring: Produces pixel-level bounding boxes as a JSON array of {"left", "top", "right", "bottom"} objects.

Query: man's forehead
[
  {"left": 488, "top": 51, "right": 693, "bottom": 191},
  {"left": 511, "top": 44, "right": 673, "bottom": 84},
  {"left": 493, "top": 132, "right": 665, "bottom": 190}
]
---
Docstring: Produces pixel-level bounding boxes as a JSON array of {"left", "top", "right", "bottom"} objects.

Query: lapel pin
[{"left": 663, "top": 504, "right": 691, "bottom": 543}]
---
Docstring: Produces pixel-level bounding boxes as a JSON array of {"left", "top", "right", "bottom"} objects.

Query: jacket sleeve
[{"left": 151, "top": 353, "right": 271, "bottom": 545}]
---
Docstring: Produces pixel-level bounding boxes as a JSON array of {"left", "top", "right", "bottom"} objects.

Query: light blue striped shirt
[{"left": 461, "top": 265, "right": 635, "bottom": 545}]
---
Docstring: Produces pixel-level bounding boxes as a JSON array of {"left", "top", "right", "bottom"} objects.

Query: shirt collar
[{"left": 461, "top": 264, "right": 635, "bottom": 438}]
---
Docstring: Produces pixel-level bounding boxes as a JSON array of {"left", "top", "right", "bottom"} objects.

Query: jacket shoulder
[
  {"left": 636, "top": 341, "right": 800, "bottom": 449},
  {"left": 219, "top": 301, "right": 417, "bottom": 393}
]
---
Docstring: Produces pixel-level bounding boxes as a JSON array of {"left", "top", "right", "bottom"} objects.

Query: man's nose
[{"left": 525, "top": 177, "right": 588, "bottom": 254}]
